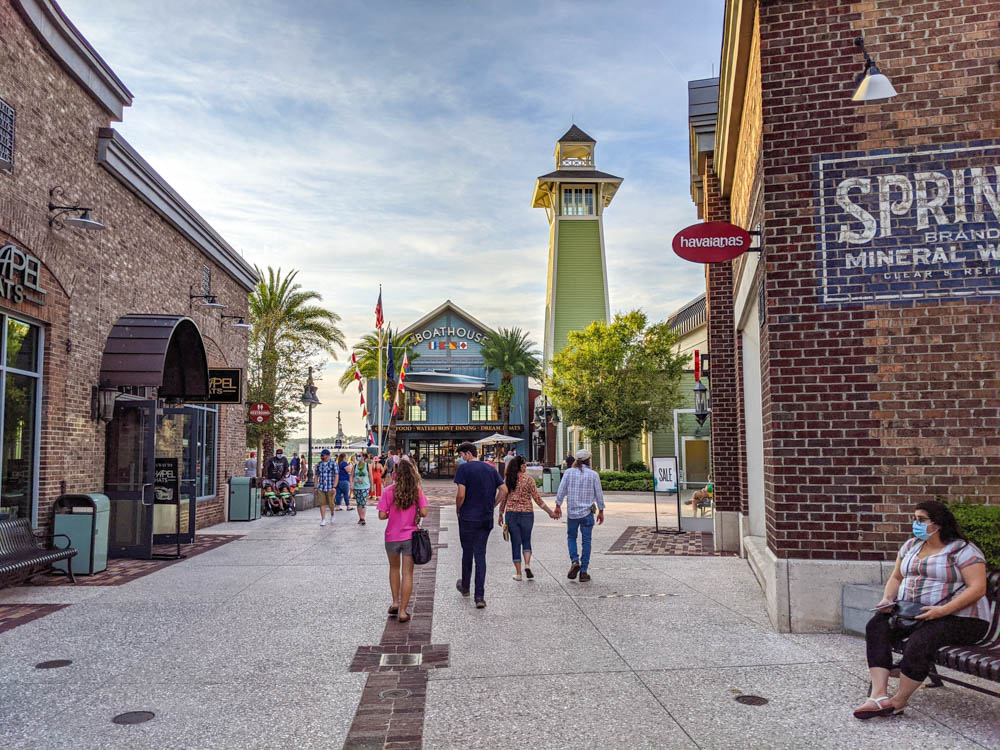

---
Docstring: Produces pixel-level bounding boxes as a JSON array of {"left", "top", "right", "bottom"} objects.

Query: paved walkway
[{"left": 1, "top": 481, "right": 997, "bottom": 749}]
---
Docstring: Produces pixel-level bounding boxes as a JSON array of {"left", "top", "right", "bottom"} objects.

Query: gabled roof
[
  {"left": 400, "top": 300, "right": 496, "bottom": 339},
  {"left": 558, "top": 125, "right": 595, "bottom": 143}
]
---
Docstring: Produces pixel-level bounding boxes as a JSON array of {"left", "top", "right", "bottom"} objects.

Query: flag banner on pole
[
  {"left": 352, "top": 351, "right": 358, "bottom": 365},
  {"left": 354, "top": 368, "right": 362, "bottom": 381},
  {"left": 402, "top": 352, "right": 409, "bottom": 369},
  {"left": 375, "top": 289, "right": 384, "bottom": 329},
  {"left": 386, "top": 342, "right": 395, "bottom": 384},
  {"left": 398, "top": 382, "right": 404, "bottom": 392},
  {"left": 360, "top": 393, "right": 365, "bottom": 405},
  {"left": 357, "top": 381, "right": 363, "bottom": 393},
  {"left": 392, "top": 403, "right": 398, "bottom": 417},
  {"left": 383, "top": 385, "right": 391, "bottom": 402},
  {"left": 362, "top": 407, "right": 368, "bottom": 418}
]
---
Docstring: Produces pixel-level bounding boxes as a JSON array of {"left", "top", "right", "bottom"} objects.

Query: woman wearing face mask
[{"left": 855, "top": 501, "right": 989, "bottom": 719}]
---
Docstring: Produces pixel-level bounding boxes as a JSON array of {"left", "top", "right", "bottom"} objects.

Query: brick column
[{"left": 702, "top": 156, "right": 742, "bottom": 550}]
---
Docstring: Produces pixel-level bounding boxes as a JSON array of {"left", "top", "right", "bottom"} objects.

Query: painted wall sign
[
  {"left": 672, "top": 222, "right": 751, "bottom": 263},
  {"left": 0, "top": 244, "right": 46, "bottom": 305},
  {"left": 817, "top": 141, "right": 1000, "bottom": 304},
  {"left": 190, "top": 368, "right": 243, "bottom": 404},
  {"left": 395, "top": 424, "right": 524, "bottom": 433}
]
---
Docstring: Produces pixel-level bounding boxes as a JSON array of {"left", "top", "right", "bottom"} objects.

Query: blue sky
[{"left": 62, "top": 0, "right": 725, "bottom": 436}]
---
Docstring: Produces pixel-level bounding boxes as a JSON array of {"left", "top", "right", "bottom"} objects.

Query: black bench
[
  {"left": 0, "top": 518, "right": 77, "bottom": 587},
  {"left": 890, "top": 571, "right": 1000, "bottom": 699}
]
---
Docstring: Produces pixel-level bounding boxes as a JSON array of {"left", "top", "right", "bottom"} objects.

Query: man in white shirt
[{"left": 554, "top": 449, "right": 605, "bottom": 582}]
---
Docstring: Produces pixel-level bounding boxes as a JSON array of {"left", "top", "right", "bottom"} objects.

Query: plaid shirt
[
  {"left": 314, "top": 459, "right": 337, "bottom": 492},
  {"left": 555, "top": 465, "right": 605, "bottom": 519},
  {"left": 898, "top": 538, "right": 990, "bottom": 621}
]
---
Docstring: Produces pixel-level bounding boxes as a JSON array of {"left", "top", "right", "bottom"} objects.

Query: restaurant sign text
[{"left": 0, "top": 244, "right": 46, "bottom": 305}]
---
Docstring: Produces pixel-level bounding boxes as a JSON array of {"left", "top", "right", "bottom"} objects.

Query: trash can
[
  {"left": 542, "top": 468, "right": 552, "bottom": 494},
  {"left": 53, "top": 494, "right": 110, "bottom": 575},
  {"left": 550, "top": 466, "right": 561, "bottom": 495},
  {"left": 228, "top": 477, "right": 260, "bottom": 522}
]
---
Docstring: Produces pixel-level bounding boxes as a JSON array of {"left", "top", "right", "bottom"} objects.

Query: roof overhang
[
  {"left": 688, "top": 78, "right": 719, "bottom": 214},
  {"left": 14, "top": 0, "right": 133, "bottom": 120},
  {"left": 531, "top": 174, "right": 623, "bottom": 209},
  {"left": 99, "top": 315, "right": 209, "bottom": 399},
  {"left": 715, "top": 0, "right": 758, "bottom": 198},
  {"left": 404, "top": 372, "right": 487, "bottom": 394}
]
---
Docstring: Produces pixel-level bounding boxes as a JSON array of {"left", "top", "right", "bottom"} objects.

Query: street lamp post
[
  {"left": 533, "top": 394, "right": 560, "bottom": 466},
  {"left": 300, "top": 366, "right": 321, "bottom": 487}
]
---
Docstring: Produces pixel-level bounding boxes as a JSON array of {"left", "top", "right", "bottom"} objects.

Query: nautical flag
[
  {"left": 415, "top": 394, "right": 421, "bottom": 405},
  {"left": 386, "top": 341, "right": 395, "bottom": 384},
  {"left": 402, "top": 353, "right": 409, "bottom": 369},
  {"left": 375, "top": 289, "right": 384, "bottom": 329},
  {"left": 449, "top": 341, "right": 457, "bottom": 350},
  {"left": 367, "top": 430, "right": 374, "bottom": 446},
  {"left": 354, "top": 369, "right": 362, "bottom": 381},
  {"left": 362, "top": 407, "right": 368, "bottom": 418},
  {"left": 360, "top": 393, "right": 365, "bottom": 405},
  {"left": 392, "top": 403, "right": 398, "bottom": 417},
  {"left": 459, "top": 341, "right": 468, "bottom": 350},
  {"left": 352, "top": 352, "right": 358, "bottom": 365},
  {"left": 383, "top": 385, "right": 391, "bottom": 402},
  {"left": 398, "top": 382, "right": 404, "bottom": 392},
  {"left": 357, "top": 381, "right": 363, "bottom": 393},
  {"left": 428, "top": 342, "right": 437, "bottom": 350}
]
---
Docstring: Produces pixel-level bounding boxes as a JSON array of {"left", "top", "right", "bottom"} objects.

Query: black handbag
[
  {"left": 888, "top": 584, "right": 966, "bottom": 633},
  {"left": 411, "top": 526, "right": 432, "bottom": 565}
]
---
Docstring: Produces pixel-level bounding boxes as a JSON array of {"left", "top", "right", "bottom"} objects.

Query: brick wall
[
  {"left": 755, "top": 0, "right": 1000, "bottom": 560},
  {"left": 0, "top": 2, "right": 250, "bottom": 531},
  {"left": 703, "top": 156, "right": 742, "bottom": 514}
]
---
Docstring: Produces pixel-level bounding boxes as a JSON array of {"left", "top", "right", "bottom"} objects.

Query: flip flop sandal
[
  {"left": 398, "top": 612, "right": 410, "bottom": 623},
  {"left": 853, "top": 697, "right": 895, "bottom": 720},
  {"left": 388, "top": 606, "right": 399, "bottom": 616}
]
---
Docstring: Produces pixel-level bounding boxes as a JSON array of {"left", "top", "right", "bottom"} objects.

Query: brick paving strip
[
  {"left": 0, "top": 603, "right": 69, "bottom": 635},
  {"left": 607, "top": 525, "right": 737, "bottom": 556},
  {"left": 344, "top": 501, "right": 450, "bottom": 750}
]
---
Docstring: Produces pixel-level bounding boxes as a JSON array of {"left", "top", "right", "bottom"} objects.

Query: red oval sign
[
  {"left": 672, "top": 222, "right": 751, "bottom": 263},
  {"left": 249, "top": 402, "right": 272, "bottom": 424}
]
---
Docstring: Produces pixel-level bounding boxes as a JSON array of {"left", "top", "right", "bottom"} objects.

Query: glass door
[{"left": 105, "top": 400, "right": 156, "bottom": 559}]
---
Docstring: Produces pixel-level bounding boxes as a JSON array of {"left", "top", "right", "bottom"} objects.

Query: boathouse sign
[{"left": 817, "top": 141, "right": 1000, "bottom": 304}]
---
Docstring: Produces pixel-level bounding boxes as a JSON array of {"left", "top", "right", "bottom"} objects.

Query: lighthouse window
[{"left": 562, "top": 186, "right": 595, "bottom": 216}]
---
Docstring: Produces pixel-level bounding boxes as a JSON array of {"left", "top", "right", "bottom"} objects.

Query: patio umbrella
[{"left": 473, "top": 433, "right": 523, "bottom": 446}]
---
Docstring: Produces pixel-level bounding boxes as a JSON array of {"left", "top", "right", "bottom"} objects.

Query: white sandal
[{"left": 853, "top": 696, "right": 894, "bottom": 720}]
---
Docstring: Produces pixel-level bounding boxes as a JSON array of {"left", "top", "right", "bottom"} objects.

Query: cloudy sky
[{"left": 62, "top": 0, "right": 724, "bottom": 437}]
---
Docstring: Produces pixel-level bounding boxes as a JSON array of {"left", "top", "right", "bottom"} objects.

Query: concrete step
[{"left": 842, "top": 583, "right": 883, "bottom": 636}]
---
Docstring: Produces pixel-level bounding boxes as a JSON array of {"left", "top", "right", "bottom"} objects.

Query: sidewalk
[{"left": 0, "top": 481, "right": 996, "bottom": 749}]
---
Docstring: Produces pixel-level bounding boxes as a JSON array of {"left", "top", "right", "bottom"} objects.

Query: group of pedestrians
[
  {"left": 314, "top": 450, "right": 389, "bottom": 526},
  {"left": 453, "top": 441, "right": 605, "bottom": 608}
]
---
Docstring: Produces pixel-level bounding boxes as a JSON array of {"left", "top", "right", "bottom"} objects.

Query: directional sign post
[{"left": 249, "top": 402, "right": 272, "bottom": 424}]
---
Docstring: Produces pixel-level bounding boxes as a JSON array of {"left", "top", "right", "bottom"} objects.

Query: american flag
[{"left": 375, "top": 289, "right": 384, "bottom": 329}]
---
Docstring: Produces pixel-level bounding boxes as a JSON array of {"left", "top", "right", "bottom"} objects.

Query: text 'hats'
[{"left": 575, "top": 449, "right": 592, "bottom": 462}]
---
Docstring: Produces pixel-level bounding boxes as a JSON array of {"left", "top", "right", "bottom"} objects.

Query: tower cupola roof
[{"left": 557, "top": 124, "right": 596, "bottom": 143}]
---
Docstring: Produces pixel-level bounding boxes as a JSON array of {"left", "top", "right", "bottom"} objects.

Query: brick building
[
  {"left": 0, "top": 0, "right": 257, "bottom": 556},
  {"left": 688, "top": 0, "right": 999, "bottom": 630}
]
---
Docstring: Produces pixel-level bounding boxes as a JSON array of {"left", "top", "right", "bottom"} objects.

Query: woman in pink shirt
[{"left": 377, "top": 460, "right": 428, "bottom": 623}]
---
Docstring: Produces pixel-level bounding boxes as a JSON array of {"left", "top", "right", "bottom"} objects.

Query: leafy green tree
[
  {"left": 546, "top": 311, "right": 686, "bottom": 468},
  {"left": 246, "top": 267, "right": 345, "bottom": 462},
  {"left": 480, "top": 327, "right": 542, "bottom": 439},
  {"left": 339, "top": 327, "right": 419, "bottom": 450}
]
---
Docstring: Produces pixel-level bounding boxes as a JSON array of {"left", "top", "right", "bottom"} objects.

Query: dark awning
[{"left": 99, "top": 315, "right": 209, "bottom": 399}]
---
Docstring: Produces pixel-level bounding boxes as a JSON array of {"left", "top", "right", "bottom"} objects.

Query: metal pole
[
  {"left": 377, "top": 326, "right": 383, "bottom": 454},
  {"left": 305, "top": 366, "right": 315, "bottom": 487},
  {"left": 543, "top": 395, "right": 549, "bottom": 467}
]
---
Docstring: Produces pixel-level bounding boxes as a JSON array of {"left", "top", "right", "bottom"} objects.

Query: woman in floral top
[
  {"left": 497, "top": 455, "right": 556, "bottom": 581},
  {"left": 856, "top": 500, "right": 989, "bottom": 720}
]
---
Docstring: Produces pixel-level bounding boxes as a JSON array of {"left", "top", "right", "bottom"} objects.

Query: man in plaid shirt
[
  {"left": 554, "top": 449, "right": 605, "bottom": 582},
  {"left": 314, "top": 449, "right": 337, "bottom": 526}
]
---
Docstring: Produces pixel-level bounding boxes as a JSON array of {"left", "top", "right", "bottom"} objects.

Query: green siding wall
[{"left": 553, "top": 220, "right": 607, "bottom": 355}]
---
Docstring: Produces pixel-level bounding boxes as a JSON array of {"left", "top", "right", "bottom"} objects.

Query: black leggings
[{"left": 866, "top": 612, "right": 989, "bottom": 682}]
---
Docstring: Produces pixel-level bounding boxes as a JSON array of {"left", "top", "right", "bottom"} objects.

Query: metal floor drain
[
  {"left": 112, "top": 711, "right": 155, "bottom": 725},
  {"left": 735, "top": 695, "right": 769, "bottom": 706},
  {"left": 379, "top": 688, "right": 412, "bottom": 699},
  {"left": 35, "top": 660, "right": 72, "bottom": 669},
  {"left": 379, "top": 653, "right": 422, "bottom": 667}
]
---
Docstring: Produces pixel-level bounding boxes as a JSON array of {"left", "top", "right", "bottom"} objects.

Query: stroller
[
  {"left": 277, "top": 480, "right": 297, "bottom": 516},
  {"left": 261, "top": 480, "right": 285, "bottom": 517}
]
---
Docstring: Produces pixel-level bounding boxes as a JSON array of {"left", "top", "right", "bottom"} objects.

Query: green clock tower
[{"left": 532, "top": 125, "right": 623, "bottom": 463}]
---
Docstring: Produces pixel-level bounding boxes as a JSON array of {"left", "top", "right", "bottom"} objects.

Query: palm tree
[
  {"left": 248, "top": 267, "right": 345, "bottom": 459},
  {"left": 339, "top": 327, "right": 419, "bottom": 450},
  {"left": 480, "top": 327, "right": 541, "bottom": 440}
]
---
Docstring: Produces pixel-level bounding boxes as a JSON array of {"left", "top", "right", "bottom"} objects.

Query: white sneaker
[
  {"left": 320, "top": 519, "right": 327, "bottom": 526},
  {"left": 513, "top": 574, "right": 523, "bottom": 581}
]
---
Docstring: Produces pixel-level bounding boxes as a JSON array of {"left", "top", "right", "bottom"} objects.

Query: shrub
[
  {"left": 950, "top": 503, "right": 1000, "bottom": 571},
  {"left": 598, "top": 471, "right": 653, "bottom": 483},
  {"left": 624, "top": 461, "right": 649, "bottom": 473}
]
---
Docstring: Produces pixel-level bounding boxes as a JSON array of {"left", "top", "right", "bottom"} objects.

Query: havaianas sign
[{"left": 817, "top": 141, "right": 1000, "bottom": 304}]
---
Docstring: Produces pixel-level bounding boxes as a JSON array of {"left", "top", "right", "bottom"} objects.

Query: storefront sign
[
  {"left": 817, "top": 141, "right": 1000, "bottom": 304},
  {"left": 0, "top": 244, "right": 46, "bottom": 305},
  {"left": 395, "top": 424, "right": 523, "bottom": 433},
  {"left": 672, "top": 222, "right": 751, "bottom": 263},
  {"left": 249, "top": 402, "right": 271, "bottom": 423},
  {"left": 154, "top": 458, "right": 179, "bottom": 504},
  {"left": 190, "top": 368, "right": 242, "bottom": 404},
  {"left": 413, "top": 325, "right": 485, "bottom": 345}
]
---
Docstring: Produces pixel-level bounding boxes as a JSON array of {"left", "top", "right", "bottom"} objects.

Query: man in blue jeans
[
  {"left": 335, "top": 453, "right": 353, "bottom": 511},
  {"left": 454, "top": 441, "right": 503, "bottom": 608},
  {"left": 554, "top": 449, "right": 605, "bottom": 582}
]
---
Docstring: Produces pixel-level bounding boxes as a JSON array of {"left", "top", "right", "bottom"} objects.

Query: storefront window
[
  {"left": 155, "top": 404, "right": 217, "bottom": 500},
  {"left": 399, "top": 391, "right": 427, "bottom": 422},
  {"left": 0, "top": 315, "right": 41, "bottom": 524},
  {"left": 470, "top": 391, "right": 499, "bottom": 422}
]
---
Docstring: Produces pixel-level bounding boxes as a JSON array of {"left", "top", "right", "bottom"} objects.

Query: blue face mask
[{"left": 912, "top": 521, "right": 936, "bottom": 540}]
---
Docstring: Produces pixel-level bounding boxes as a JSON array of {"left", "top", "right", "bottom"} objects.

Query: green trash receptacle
[
  {"left": 542, "top": 468, "right": 552, "bottom": 494},
  {"left": 550, "top": 466, "right": 561, "bottom": 495},
  {"left": 53, "top": 494, "right": 109, "bottom": 575},
  {"left": 228, "top": 477, "right": 260, "bottom": 522}
]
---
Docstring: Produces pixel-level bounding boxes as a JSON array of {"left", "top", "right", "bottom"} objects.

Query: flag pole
[{"left": 377, "top": 285, "right": 383, "bottom": 455}]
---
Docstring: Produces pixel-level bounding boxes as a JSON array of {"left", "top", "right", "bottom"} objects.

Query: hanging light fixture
[
  {"left": 221, "top": 314, "right": 252, "bottom": 329},
  {"left": 852, "top": 37, "right": 898, "bottom": 102},
  {"left": 48, "top": 187, "right": 105, "bottom": 230}
]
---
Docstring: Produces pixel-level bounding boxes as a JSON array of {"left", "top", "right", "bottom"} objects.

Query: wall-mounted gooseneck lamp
[
  {"left": 221, "top": 314, "right": 252, "bottom": 329},
  {"left": 852, "top": 37, "right": 898, "bottom": 102},
  {"left": 48, "top": 187, "right": 105, "bottom": 230},
  {"left": 189, "top": 286, "right": 224, "bottom": 309}
]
